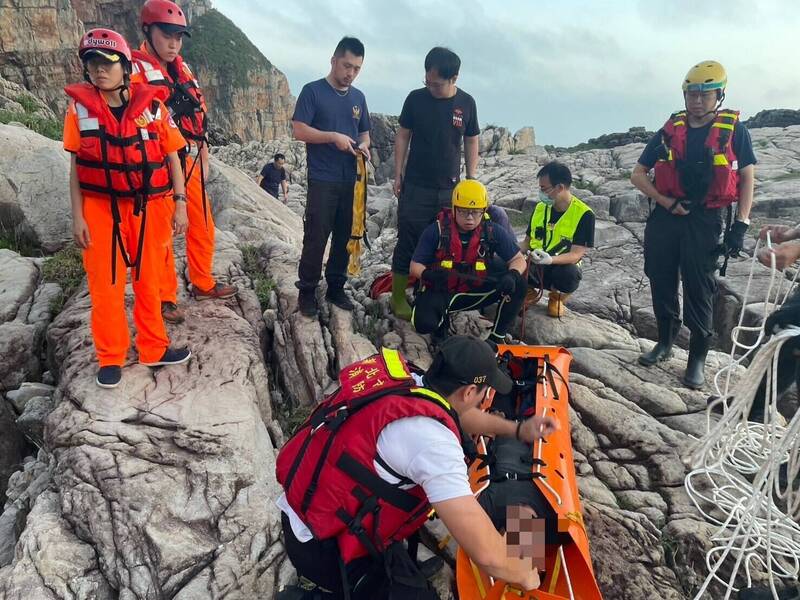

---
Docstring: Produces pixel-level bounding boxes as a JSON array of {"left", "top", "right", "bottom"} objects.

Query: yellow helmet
[
  {"left": 452, "top": 179, "right": 488, "bottom": 210},
  {"left": 682, "top": 61, "right": 727, "bottom": 93}
]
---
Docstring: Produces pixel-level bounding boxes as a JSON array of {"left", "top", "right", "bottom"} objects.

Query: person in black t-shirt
[
  {"left": 631, "top": 61, "right": 756, "bottom": 390},
  {"left": 257, "top": 153, "right": 289, "bottom": 202},
  {"left": 520, "top": 162, "right": 595, "bottom": 318},
  {"left": 389, "top": 47, "right": 480, "bottom": 322}
]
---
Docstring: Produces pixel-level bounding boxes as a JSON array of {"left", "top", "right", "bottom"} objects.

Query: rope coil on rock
[{"left": 686, "top": 235, "right": 800, "bottom": 600}]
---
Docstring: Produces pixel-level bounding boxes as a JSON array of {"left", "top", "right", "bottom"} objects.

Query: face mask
[{"left": 538, "top": 191, "right": 554, "bottom": 206}]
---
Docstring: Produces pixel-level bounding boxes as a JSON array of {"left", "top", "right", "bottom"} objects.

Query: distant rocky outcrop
[
  {"left": 0, "top": 0, "right": 293, "bottom": 143},
  {"left": 743, "top": 108, "right": 800, "bottom": 130}
]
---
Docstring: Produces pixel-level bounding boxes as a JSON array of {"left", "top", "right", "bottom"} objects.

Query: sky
[{"left": 216, "top": 0, "right": 800, "bottom": 146}]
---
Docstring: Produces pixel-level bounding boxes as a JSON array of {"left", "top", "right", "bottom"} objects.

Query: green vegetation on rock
[
  {"left": 42, "top": 246, "right": 84, "bottom": 315},
  {"left": 240, "top": 244, "right": 275, "bottom": 311},
  {"left": 182, "top": 9, "right": 272, "bottom": 91},
  {"left": 0, "top": 93, "right": 62, "bottom": 140}
]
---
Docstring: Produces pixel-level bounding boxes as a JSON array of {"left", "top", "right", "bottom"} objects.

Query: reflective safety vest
[
  {"left": 653, "top": 110, "right": 740, "bottom": 208},
  {"left": 131, "top": 48, "right": 207, "bottom": 146},
  {"left": 65, "top": 82, "right": 172, "bottom": 202},
  {"left": 275, "top": 348, "right": 471, "bottom": 564},
  {"left": 434, "top": 209, "right": 496, "bottom": 293},
  {"left": 528, "top": 195, "right": 592, "bottom": 258},
  {"left": 64, "top": 82, "right": 172, "bottom": 282}
]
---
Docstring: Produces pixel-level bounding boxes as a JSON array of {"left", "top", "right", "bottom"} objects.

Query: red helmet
[
  {"left": 78, "top": 28, "right": 131, "bottom": 63},
  {"left": 141, "top": 0, "right": 191, "bottom": 36}
]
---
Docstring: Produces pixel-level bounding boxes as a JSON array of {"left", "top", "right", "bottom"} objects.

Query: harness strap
[{"left": 336, "top": 452, "right": 421, "bottom": 512}]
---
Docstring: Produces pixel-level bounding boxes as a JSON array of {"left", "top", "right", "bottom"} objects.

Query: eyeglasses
[
  {"left": 539, "top": 185, "right": 556, "bottom": 194},
  {"left": 456, "top": 208, "right": 485, "bottom": 219},
  {"left": 685, "top": 91, "right": 718, "bottom": 101}
]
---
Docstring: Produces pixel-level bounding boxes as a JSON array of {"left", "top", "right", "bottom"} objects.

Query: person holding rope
[
  {"left": 132, "top": 0, "right": 239, "bottom": 326},
  {"left": 409, "top": 180, "right": 526, "bottom": 348},
  {"left": 65, "top": 28, "right": 192, "bottom": 388},
  {"left": 520, "top": 162, "right": 595, "bottom": 318},
  {"left": 632, "top": 60, "right": 756, "bottom": 389}
]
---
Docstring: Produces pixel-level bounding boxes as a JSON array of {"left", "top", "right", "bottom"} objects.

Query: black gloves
[
  {"left": 498, "top": 270, "right": 524, "bottom": 296},
  {"left": 764, "top": 302, "right": 800, "bottom": 335},
  {"left": 421, "top": 268, "right": 448, "bottom": 290},
  {"left": 724, "top": 219, "right": 749, "bottom": 257}
]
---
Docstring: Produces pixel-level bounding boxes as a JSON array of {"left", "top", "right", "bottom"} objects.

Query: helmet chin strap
[
  {"left": 686, "top": 90, "right": 726, "bottom": 121},
  {"left": 143, "top": 25, "right": 167, "bottom": 64}
]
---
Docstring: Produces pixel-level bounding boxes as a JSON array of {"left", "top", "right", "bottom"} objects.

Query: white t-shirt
[{"left": 277, "top": 410, "right": 472, "bottom": 542}]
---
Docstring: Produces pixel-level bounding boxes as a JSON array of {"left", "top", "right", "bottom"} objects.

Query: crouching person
[
  {"left": 522, "top": 162, "right": 595, "bottom": 318},
  {"left": 409, "top": 180, "right": 527, "bottom": 348},
  {"left": 276, "top": 336, "right": 552, "bottom": 598}
]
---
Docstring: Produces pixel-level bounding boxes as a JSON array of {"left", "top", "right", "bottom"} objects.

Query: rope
[{"left": 686, "top": 234, "right": 800, "bottom": 600}]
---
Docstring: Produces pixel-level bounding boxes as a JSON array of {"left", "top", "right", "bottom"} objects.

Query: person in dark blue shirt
[
  {"left": 409, "top": 180, "right": 527, "bottom": 348},
  {"left": 292, "top": 36, "right": 371, "bottom": 317},
  {"left": 257, "top": 153, "right": 288, "bottom": 202},
  {"left": 631, "top": 61, "right": 756, "bottom": 390}
]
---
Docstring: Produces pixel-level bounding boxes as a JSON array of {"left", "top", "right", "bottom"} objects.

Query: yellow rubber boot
[
  {"left": 390, "top": 273, "right": 413, "bottom": 321},
  {"left": 547, "top": 291, "right": 570, "bottom": 318}
]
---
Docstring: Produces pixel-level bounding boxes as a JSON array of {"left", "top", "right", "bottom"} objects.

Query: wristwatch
[{"left": 174, "top": 194, "right": 187, "bottom": 203}]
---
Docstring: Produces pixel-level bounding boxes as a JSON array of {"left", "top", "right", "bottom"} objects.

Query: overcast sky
[{"left": 217, "top": 0, "right": 800, "bottom": 146}]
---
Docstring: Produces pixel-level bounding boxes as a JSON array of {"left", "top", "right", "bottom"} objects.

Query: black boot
[
  {"left": 683, "top": 332, "right": 710, "bottom": 390},
  {"left": 638, "top": 319, "right": 678, "bottom": 366}
]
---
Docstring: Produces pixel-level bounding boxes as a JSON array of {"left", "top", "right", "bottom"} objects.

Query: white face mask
[{"left": 538, "top": 191, "right": 554, "bottom": 206}]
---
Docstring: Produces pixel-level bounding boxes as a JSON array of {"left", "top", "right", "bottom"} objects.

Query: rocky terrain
[
  {"left": 0, "top": 0, "right": 293, "bottom": 143},
  {"left": 1, "top": 109, "right": 799, "bottom": 599}
]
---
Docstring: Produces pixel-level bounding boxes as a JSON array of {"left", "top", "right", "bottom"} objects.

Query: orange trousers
[
  {"left": 82, "top": 194, "right": 173, "bottom": 366},
  {"left": 160, "top": 153, "right": 216, "bottom": 302}
]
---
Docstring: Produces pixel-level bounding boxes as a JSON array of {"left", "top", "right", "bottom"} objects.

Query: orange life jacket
[
  {"left": 64, "top": 82, "right": 172, "bottom": 282},
  {"left": 653, "top": 110, "right": 741, "bottom": 208},
  {"left": 131, "top": 49, "right": 207, "bottom": 146}
]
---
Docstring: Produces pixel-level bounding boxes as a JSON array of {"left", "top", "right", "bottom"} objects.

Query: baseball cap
[
  {"left": 82, "top": 49, "right": 123, "bottom": 62},
  {"left": 154, "top": 22, "right": 192, "bottom": 37},
  {"left": 433, "top": 336, "right": 513, "bottom": 394}
]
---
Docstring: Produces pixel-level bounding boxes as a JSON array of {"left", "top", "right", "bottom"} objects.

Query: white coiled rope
[{"left": 686, "top": 234, "right": 800, "bottom": 599}]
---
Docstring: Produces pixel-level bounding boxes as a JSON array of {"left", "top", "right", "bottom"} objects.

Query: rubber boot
[
  {"left": 547, "top": 291, "right": 570, "bottom": 318},
  {"left": 638, "top": 318, "right": 678, "bottom": 366},
  {"left": 683, "top": 332, "right": 710, "bottom": 390},
  {"left": 390, "top": 272, "right": 413, "bottom": 321}
]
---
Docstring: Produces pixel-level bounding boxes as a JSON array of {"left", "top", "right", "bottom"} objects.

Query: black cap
[
  {"left": 434, "top": 336, "right": 513, "bottom": 394},
  {"left": 154, "top": 22, "right": 191, "bottom": 37}
]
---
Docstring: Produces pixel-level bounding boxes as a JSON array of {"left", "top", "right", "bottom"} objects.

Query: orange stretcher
[{"left": 456, "top": 345, "right": 603, "bottom": 600}]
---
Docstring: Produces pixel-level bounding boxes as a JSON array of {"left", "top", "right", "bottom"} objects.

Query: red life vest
[
  {"left": 275, "top": 348, "right": 470, "bottom": 564},
  {"left": 65, "top": 82, "right": 172, "bottom": 203},
  {"left": 653, "top": 110, "right": 741, "bottom": 208},
  {"left": 65, "top": 82, "right": 172, "bottom": 282},
  {"left": 131, "top": 48, "right": 207, "bottom": 145},
  {"left": 434, "top": 209, "right": 494, "bottom": 293}
]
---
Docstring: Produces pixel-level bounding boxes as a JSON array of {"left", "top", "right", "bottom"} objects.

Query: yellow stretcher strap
[
  {"left": 437, "top": 534, "right": 452, "bottom": 551},
  {"left": 548, "top": 548, "right": 563, "bottom": 594},
  {"left": 347, "top": 153, "right": 368, "bottom": 276},
  {"left": 470, "top": 558, "right": 487, "bottom": 599}
]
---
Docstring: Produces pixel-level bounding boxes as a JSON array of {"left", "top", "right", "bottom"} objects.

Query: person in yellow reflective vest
[{"left": 520, "top": 162, "right": 595, "bottom": 318}]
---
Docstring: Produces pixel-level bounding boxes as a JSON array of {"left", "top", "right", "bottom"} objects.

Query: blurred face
[
  {"left": 454, "top": 206, "right": 485, "bottom": 232},
  {"left": 85, "top": 57, "right": 125, "bottom": 90},
  {"left": 150, "top": 25, "right": 184, "bottom": 62},
  {"left": 275, "top": 158, "right": 285, "bottom": 168},
  {"left": 424, "top": 68, "right": 457, "bottom": 99},
  {"left": 330, "top": 51, "right": 363, "bottom": 88},
  {"left": 684, "top": 89, "right": 719, "bottom": 119}
]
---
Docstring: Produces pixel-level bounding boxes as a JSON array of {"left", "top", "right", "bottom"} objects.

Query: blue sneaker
[
  {"left": 96, "top": 366, "right": 122, "bottom": 388},
  {"left": 140, "top": 347, "right": 191, "bottom": 367}
]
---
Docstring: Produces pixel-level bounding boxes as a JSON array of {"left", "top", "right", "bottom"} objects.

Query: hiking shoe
[
  {"left": 194, "top": 282, "right": 239, "bottom": 301},
  {"left": 96, "top": 365, "right": 122, "bottom": 388},
  {"left": 140, "top": 347, "right": 192, "bottom": 367},
  {"left": 161, "top": 301, "right": 185, "bottom": 324},
  {"left": 298, "top": 290, "right": 318, "bottom": 317},
  {"left": 325, "top": 286, "right": 354, "bottom": 311}
]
